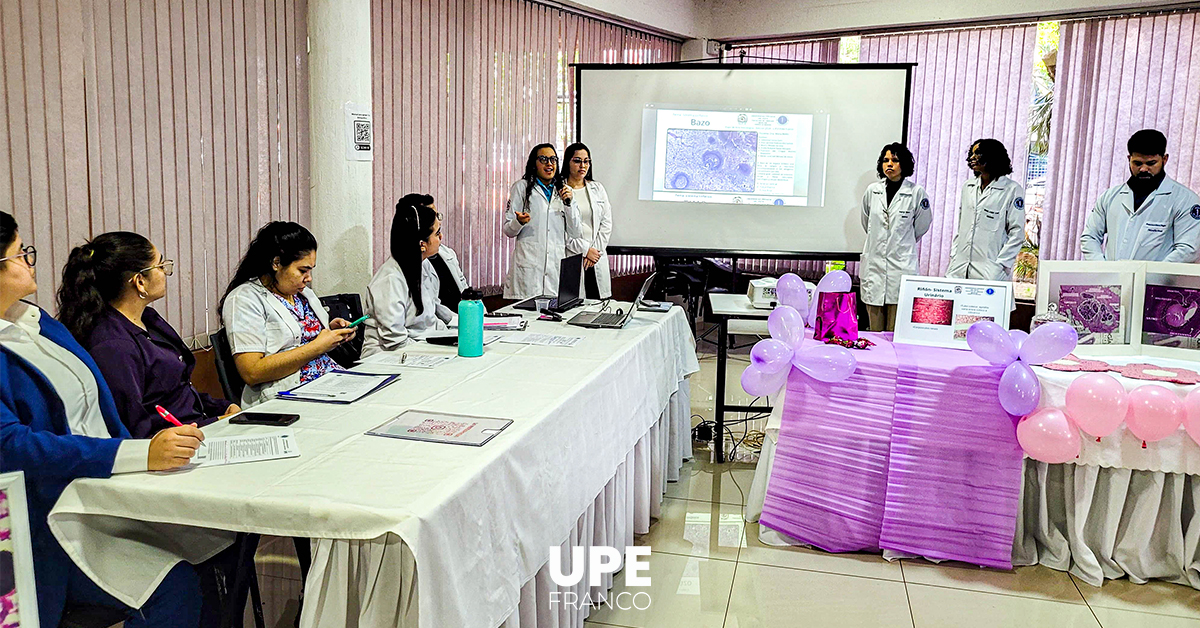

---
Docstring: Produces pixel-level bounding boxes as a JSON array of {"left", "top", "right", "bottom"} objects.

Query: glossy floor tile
[
  {"left": 741, "top": 523, "right": 903, "bottom": 582},
  {"left": 724, "top": 561, "right": 914, "bottom": 628},
  {"left": 1091, "top": 607, "right": 1200, "bottom": 628},
  {"left": 586, "top": 551, "right": 737, "bottom": 628},
  {"left": 1074, "top": 577, "right": 1200, "bottom": 620},
  {"left": 906, "top": 582, "right": 1101, "bottom": 628},
  {"left": 664, "top": 459, "right": 758, "bottom": 506},
  {"left": 638, "top": 497, "right": 745, "bottom": 561},
  {"left": 901, "top": 558, "right": 1085, "bottom": 604}
]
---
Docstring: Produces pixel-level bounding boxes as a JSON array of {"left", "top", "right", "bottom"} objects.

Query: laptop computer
[
  {"left": 513, "top": 254, "right": 584, "bottom": 313},
  {"left": 568, "top": 273, "right": 657, "bottom": 329}
]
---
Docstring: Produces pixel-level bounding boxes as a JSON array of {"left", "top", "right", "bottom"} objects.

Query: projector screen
[{"left": 576, "top": 64, "right": 912, "bottom": 257}]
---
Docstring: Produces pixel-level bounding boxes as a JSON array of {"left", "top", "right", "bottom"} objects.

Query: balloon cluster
[
  {"left": 1019, "top": 374, "right": 1200, "bottom": 463},
  {"left": 741, "top": 272, "right": 859, "bottom": 397},
  {"left": 965, "top": 321, "right": 1079, "bottom": 416}
]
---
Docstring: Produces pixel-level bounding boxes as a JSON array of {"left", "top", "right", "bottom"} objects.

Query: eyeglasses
[
  {"left": 570, "top": 158, "right": 591, "bottom": 166},
  {"left": 536, "top": 156, "right": 558, "bottom": 165},
  {"left": 0, "top": 245, "right": 36, "bottom": 267},
  {"left": 132, "top": 259, "right": 175, "bottom": 279}
]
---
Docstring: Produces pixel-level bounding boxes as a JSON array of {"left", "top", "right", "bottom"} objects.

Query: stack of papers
[
  {"left": 193, "top": 430, "right": 300, "bottom": 467},
  {"left": 357, "top": 352, "right": 455, "bottom": 370},
  {"left": 483, "top": 315, "right": 527, "bottom": 331},
  {"left": 367, "top": 410, "right": 512, "bottom": 447},
  {"left": 277, "top": 371, "right": 399, "bottom": 403},
  {"left": 499, "top": 332, "right": 583, "bottom": 347}
]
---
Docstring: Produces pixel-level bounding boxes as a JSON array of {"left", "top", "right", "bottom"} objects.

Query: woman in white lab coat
[
  {"left": 947, "top": 138, "right": 1026, "bottom": 281},
  {"left": 429, "top": 243, "right": 470, "bottom": 309},
  {"left": 860, "top": 143, "right": 932, "bottom": 331},
  {"left": 559, "top": 142, "right": 614, "bottom": 299},
  {"left": 502, "top": 143, "right": 583, "bottom": 300},
  {"left": 220, "top": 222, "right": 356, "bottom": 407},
  {"left": 361, "top": 194, "right": 456, "bottom": 358}
]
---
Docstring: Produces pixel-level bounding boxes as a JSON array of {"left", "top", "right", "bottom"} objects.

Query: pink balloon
[
  {"left": 1017, "top": 408, "right": 1081, "bottom": 463},
  {"left": 1064, "top": 373, "right": 1128, "bottom": 438},
  {"left": 775, "top": 273, "right": 809, "bottom": 318},
  {"left": 792, "top": 344, "right": 857, "bottom": 383},
  {"left": 741, "top": 364, "right": 789, "bottom": 397},
  {"left": 1184, "top": 388, "right": 1200, "bottom": 447},
  {"left": 750, "top": 339, "right": 794, "bottom": 375},
  {"left": 768, "top": 306, "right": 805, "bottom": 349},
  {"left": 1125, "top": 385, "right": 1184, "bottom": 443}
]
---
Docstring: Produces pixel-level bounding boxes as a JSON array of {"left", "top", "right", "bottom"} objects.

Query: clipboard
[
  {"left": 366, "top": 409, "right": 512, "bottom": 446},
  {"left": 276, "top": 370, "right": 400, "bottom": 404}
]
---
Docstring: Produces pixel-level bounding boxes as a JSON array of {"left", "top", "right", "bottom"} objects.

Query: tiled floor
[{"left": 247, "top": 328, "right": 1200, "bottom": 627}]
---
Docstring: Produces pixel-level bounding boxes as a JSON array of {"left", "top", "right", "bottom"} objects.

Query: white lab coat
[
  {"left": 222, "top": 279, "right": 332, "bottom": 408},
  {"left": 947, "top": 175, "right": 1025, "bottom": 281},
  {"left": 1080, "top": 176, "right": 1200, "bottom": 263},
  {"left": 859, "top": 179, "right": 932, "bottom": 306},
  {"left": 502, "top": 179, "right": 583, "bottom": 300},
  {"left": 361, "top": 257, "right": 456, "bottom": 358},
  {"left": 434, "top": 244, "right": 470, "bottom": 292},
  {"left": 566, "top": 180, "right": 614, "bottom": 298}
]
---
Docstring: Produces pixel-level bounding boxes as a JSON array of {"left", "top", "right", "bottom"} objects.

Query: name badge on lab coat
[{"left": 1145, "top": 222, "right": 1168, "bottom": 234}]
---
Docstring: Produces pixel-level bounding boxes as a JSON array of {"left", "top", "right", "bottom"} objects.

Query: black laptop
[{"left": 513, "top": 254, "right": 585, "bottom": 313}]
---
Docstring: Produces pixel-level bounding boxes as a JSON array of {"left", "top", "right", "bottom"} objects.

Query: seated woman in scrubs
[
  {"left": 0, "top": 211, "right": 206, "bottom": 628},
  {"left": 57, "top": 231, "right": 240, "bottom": 438},
  {"left": 219, "top": 221, "right": 356, "bottom": 407},
  {"left": 361, "top": 194, "right": 457, "bottom": 358}
]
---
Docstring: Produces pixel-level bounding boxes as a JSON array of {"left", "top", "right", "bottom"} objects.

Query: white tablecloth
[{"left": 49, "top": 306, "right": 699, "bottom": 628}]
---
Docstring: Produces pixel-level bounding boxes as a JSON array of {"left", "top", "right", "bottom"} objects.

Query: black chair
[
  {"left": 320, "top": 293, "right": 365, "bottom": 368},
  {"left": 211, "top": 328, "right": 245, "bottom": 404},
  {"left": 57, "top": 604, "right": 128, "bottom": 628}
]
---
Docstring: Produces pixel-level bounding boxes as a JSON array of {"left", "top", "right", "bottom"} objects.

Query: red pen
[{"left": 155, "top": 405, "right": 185, "bottom": 428}]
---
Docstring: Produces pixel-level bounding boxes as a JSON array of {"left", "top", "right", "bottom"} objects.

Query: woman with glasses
[
  {"left": 502, "top": 143, "right": 583, "bottom": 300},
  {"left": 361, "top": 194, "right": 457, "bottom": 357},
  {"left": 947, "top": 138, "right": 1026, "bottom": 281},
  {"left": 57, "top": 232, "right": 239, "bottom": 439},
  {"left": 558, "top": 142, "right": 614, "bottom": 299},
  {"left": 0, "top": 212, "right": 206, "bottom": 627}
]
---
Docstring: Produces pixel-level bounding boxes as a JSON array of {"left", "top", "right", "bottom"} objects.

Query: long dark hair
[
  {"left": 0, "top": 211, "right": 16, "bottom": 253},
  {"left": 556, "top": 143, "right": 594, "bottom": 189},
  {"left": 391, "top": 194, "right": 438, "bottom": 316},
  {"left": 57, "top": 232, "right": 156, "bottom": 341},
  {"left": 219, "top": 221, "right": 318, "bottom": 317},
  {"left": 521, "top": 143, "right": 557, "bottom": 211},
  {"left": 876, "top": 143, "right": 915, "bottom": 179},
  {"left": 969, "top": 138, "right": 1013, "bottom": 178}
]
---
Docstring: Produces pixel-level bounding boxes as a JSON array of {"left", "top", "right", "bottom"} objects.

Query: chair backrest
[
  {"left": 211, "top": 328, "right": 246, "bottom": 403},
  {"left": 57, "top": 603, "right": 129, "bottom": 628},
  {"left": 319, "top": 293, "right": 365, "bottom": 368}
]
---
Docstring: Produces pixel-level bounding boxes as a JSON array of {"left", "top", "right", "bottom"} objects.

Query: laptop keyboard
[{"left": 589, "top": 312, "right": 626, "bottom": 326}]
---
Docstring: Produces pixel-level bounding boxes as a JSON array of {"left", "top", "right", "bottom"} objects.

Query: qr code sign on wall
[{"left": 354, "top": 120, "right": 371, "bottom": 150}]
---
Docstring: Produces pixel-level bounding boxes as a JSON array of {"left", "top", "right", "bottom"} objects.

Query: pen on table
[
  {"left": 401, "top": 352, "right": 407, "bottom": 364},
  {"left": 155, "top": 404, "right": 185, "bottom": 428}
]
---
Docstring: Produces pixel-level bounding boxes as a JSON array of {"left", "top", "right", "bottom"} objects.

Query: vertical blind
[
  {"left": 862, "top": 25, "right": 1037, "bottom": 276},
  {"left": 1040, "top": 11, "right": 1200, "bottom": 261},
  {"left": 371, "top": 0, "right": 679, "bottom": 293},
  {"left": 0, "top": 0, "right": 308, "bottom": 341}
]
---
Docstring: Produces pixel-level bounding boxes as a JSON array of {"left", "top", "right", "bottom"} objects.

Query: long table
[{"left": 48, "top": 305, "right": 699, "bottom": 628}]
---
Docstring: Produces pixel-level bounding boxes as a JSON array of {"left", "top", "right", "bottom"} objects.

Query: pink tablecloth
[{"left": 758, "top": 333, "right": 1025, "bottom": 569}]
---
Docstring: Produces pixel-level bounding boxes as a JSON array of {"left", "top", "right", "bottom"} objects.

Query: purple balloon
[
  {"left": 966, "top": 321, "right": 1019, "bottom": 366},
  {"left": 741, "top": 364, "right": 790, "bottom": 397},
  {"left": 768, "top": 306, "right": 805, "bottom": 348},
  {"left": 792, "top": 344, "right": 858, "bottom": 383},
  {"left": 999, "top": 361, "right": 1041, "bottom": 416},
  {"left": 807, "top": 270, "right": 853, "bottom": 326},
  {"left": 750, "top": 339, "right": 795, "bottom": 375},
  {"left": 1008, "top": 329, "right": 1029, "bottom": 353},
  {"left": 1019, "top": 322, "right": 1079, "bottom": 366},
  {"left": 776, "top": 273, "right": 809, "bottom": 318}
]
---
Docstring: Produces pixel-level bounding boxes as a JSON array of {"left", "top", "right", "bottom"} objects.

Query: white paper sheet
[
  {"left": 499, "top": 332, "right": 583, "bottom": 347},
  {"left": 193, "top": 430, "right": 301, "bottom": 467},
  {"left": 366, "top": 410, "right": 513, "bottom": 447},
  {"left": 357, "top": 353, "right": 455, "bottom": 370},
  {"left": 277, "top": 371, "right": 398, "bottom": 403}
]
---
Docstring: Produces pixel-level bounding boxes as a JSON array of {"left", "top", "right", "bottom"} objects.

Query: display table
[
  {"left": 748, "top": 334, "right": 1200, "bottom": 588},
  {"left": 48, "top": 305, "right": 699, "bottom": 628},
  {"left": 705, "top": 293, "right": 771, "bottom": 462}
]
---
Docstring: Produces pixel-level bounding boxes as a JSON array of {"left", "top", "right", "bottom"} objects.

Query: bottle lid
[{"left": 461, "top": 288, "right": 483, "bottom": 301}]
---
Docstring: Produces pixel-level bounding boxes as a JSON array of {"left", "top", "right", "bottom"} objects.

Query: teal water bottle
[{"left": 458, "top": 289, "right": 485, "bottom": 357}]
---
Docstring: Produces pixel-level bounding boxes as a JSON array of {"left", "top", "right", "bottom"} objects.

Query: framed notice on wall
[
  {"left": 893, "top": 276, "right": 1013, "bottom": 350},
  {"left": 1035, "top": 260, "right": 1143, "bottom": 356}
]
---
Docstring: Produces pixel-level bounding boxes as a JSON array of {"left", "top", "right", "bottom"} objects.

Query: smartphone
[
  {"left": 347, "top": 314, "right": 370, "bottom": 328},
  {"left": 229, "top": 412, "right": 300, "bottom": 427}
]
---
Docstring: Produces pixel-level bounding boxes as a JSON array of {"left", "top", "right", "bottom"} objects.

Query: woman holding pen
[{"left": 502, "top": 143, "right": 583, "bottom": 300}]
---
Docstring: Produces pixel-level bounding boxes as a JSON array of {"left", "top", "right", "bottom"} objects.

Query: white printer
[{"left": 747, "top": 277, "right": 778, "bottom": 309}]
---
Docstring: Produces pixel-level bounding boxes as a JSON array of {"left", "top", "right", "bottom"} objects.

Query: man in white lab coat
[
  {"left": 1079, "top": 129, "right": 1200, "bottom": 263},
  {"left": 947, "top": 139, "right": 1025, "bottom": 281}
]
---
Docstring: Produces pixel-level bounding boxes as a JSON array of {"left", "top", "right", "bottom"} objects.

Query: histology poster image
[
  {"left": 1058, "top": 284, "right": 1123, "bottom": 345},
  {"left": 663, "top": 129, "right": 758, "bottom": 193},
  {"left": 894, "top": 276, "right": 1012, "bottom": 350},
  {"left": 953, "top": 314, "right": 995, "bottom": 340},
  {"left": 911, "top": 297, "right": 954, "bottom": 325},
  {"left": 1142, "top": 282, "right": 1200, "bottom": 349}
]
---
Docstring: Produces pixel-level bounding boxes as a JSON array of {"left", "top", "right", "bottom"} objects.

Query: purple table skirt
[{"left": 759, "top": 334, "right": 1025, "bottom": 569}]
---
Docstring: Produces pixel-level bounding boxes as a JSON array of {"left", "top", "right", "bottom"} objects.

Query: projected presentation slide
[{"left": 638, "top": 106, "right": 829, "bottom": 206}]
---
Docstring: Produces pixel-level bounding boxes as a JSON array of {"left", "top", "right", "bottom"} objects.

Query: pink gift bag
[{"left": 813, "top": 292, "right": 859, "bottom": 342}]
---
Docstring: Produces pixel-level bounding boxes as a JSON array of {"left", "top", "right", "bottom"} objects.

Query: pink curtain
[
  {"left": 371, "top": 0, "right": 679, "bottom": 294},
  {"left": 1040, "top": 12, "right": 1200, "bottom": 261},
  {"left": 862, "top": 25, "right": 1037, "bottom": 276},
  {"left": 0, "top": 0, "right": 309, "bottom": 341}
]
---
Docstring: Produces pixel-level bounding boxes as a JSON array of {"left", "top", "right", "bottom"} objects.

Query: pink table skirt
[{"left": 759, "top": 333, "right": 1025, "bottom": 569}]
